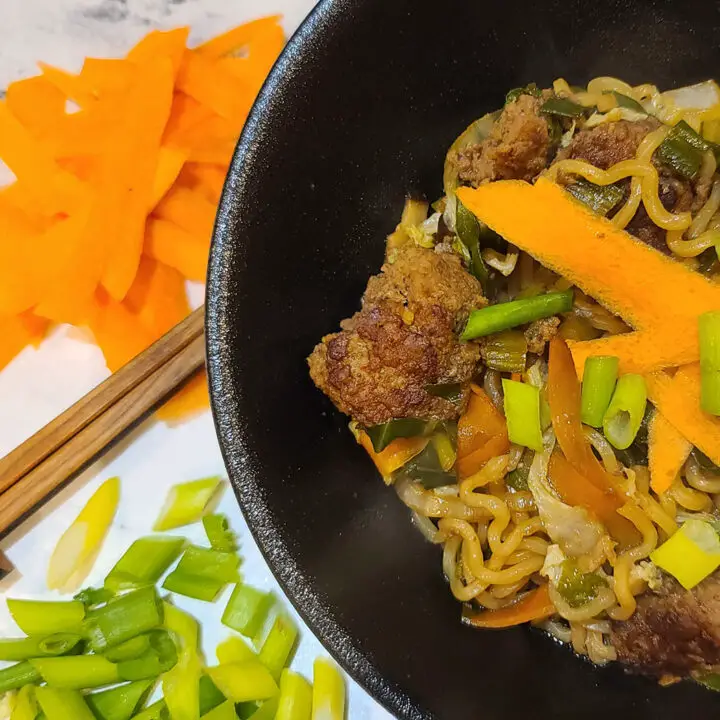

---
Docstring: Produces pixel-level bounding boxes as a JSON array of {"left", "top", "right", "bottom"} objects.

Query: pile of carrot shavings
[{"left": 0, "top": 16, "right": 284, "bottom": 421}]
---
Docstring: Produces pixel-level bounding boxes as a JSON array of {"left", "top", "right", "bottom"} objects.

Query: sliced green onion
[
  {"left": 482, "top": 330, "right": 527, "bottom": 372},
  {"left": 7, "top": 599, "right": 85, "bottom": 636},
  {"left": 216, "top": 635, "right": 256, "bottom": 665},
  {"left": 602, "top": 373, "right": 647, "bottom": 450},
  {"left": 651, "top": 519, "right": 720, "bottom": 589},
  {"left": 392, "top": 441, "right": 456, "bottom": 490},
  {"left": 258, "top": 615, "right": 298, "bottom": 680},
  {"left": 9, "top": 685, "right": 37, "bottom": 720},
  {"left": 162, "top": 572, "right": 224, "bottom": 602},
  {"left": 431, "top": 432, "right": 457, "bottom": 473},
  {"left": 610, "top": 91, "right": 646, "bottom": 113},
  {"left": 201, "top": 701, "right": 236, "bottom": 720},
  {"left": 74, "top": 587, "right": 114, "bottom": 608},
  {"left": 175, "top": 546, "right": 241, "bottom": 584},
  {"left": 311, "top": 658, "right": 345, "bottom": 720},
  {"left": 130, "top": 700, "right": 169, "bottom": 720},
  {"left": 566, "top": 179, "right": 625, "bottom": 216},
  {"left": 222, "top": 585, "right": 274, "bottom": 638},
  {"left": 580, "top": 356, "right": 619, "bottom": 428},
  {"left": 153, "top": 477, "right": 223, "bottom": 532},
  {"left": 203, "top": 515, "right": 237, "bottom": 552},
  {"left": 245, "top": 698, "right": 280, "bottom": 720},
  {"left": 206, "top": 661, "right": 278, "bottom": 703},
  {"left": 425, "top": 382, "right": 463, "bottom": 403},
  {"left": 104, "top": 536, "right": 185, "bottom": 592},
  {"left": 103, "top": 634, "right": 151, "bottom": 663},
  {"left": 0, "top": 633, "right": 82, "bottom": 662},
  {"left": 364, "top": 419, "right": 428, "bottom": 453},
  {"left": 84, "top": 587, "right": 163, "bottom": 654},
  {"left": 275, "top": 669, "right": 312, "bottom": 720},
  {"left": 162, "top": 603, "right": 202, "bottom": 720},
  {"left": 199, "top": 674, "right": 227, "bottom": 715},
  {"left": 30, "top": 656, "right": 119, "bottom": 689},
  {"left": 116, "top": 630, "right": 178, "bottom": 681},
  {"left": 502, "top": 380, "right": 544, "bottom": 452},
  {"left": 699, "top": 311, "right": 720, "bottom": 415},
  {"left": 461, "top": 290, "right": 573, "bottom": 341},
  {"left": 35, "top": 687, "right": 95, "bottom": 720},
  {"left": 0, "top": 662, "right": 40, "bottom": 693},
  {"left": 85, "top": 679, "right": 154, "bottom": 720},
  {"left": 541, "top": 97, "right": 586, "bottom": 117},
  {"left": 456, "top": 198, "right": 490, "bottom": 288}
]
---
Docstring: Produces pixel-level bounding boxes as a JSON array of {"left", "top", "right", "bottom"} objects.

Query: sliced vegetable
[
  {"left": 456, "top": 198, "right": 490, "bottom": 287},
  {"left": 201, "top": 701, "right": 237, "bottom": 720},
  {"left": 0, "top": 662, "right": 41, "bottom": 694},
  {"left": 502, "top": 380, "right": 543, "bottom": 452},
  {"left": 656, "top": 133, "right": 703, "bottom": 180},
  {"left": 84, "top": 587, "right": 163, "bottom": 653},
  {"left": 461, "top": 584, "right": 555, "bottom": 628},
  {"left": 199, "top": 674, "right": 227, "bottom": 715},
  {"left": 275, "top": 669, "right": 312, "bottom": 720},
  {"left": 116, "top": 630, "right": 178, "bottom": 680},
  {"left": 0, "top": 633, "right": 82, "bottom": 662},
  {"left": 482, "top": 330, "right": 527, "bottom": 372},
  {"left": 203, "top": 515, "right": 237, "bottom": 552},
  {"left": 162, "top": 603, "right": 202, "bottom": 720},
  {"left": 176, "top": 545, "right": 241, "bottom": 583},
  {"left": 85, "top": 679, "right": 154, "bottom": 720},
  {"left": 7, "top": 599, "right": 85, "bottom": 636},
  {"left": 506, "top": 448, "right": 533, "bottom": 491},
  {"left": 566, "top": 179, "right": 624, "bottom": 216},
  {"left": 103, "top": 634, "right": 151, "bottom": 663},
  {"left": 580, "top": 355, "right": 619, "bottom": 428},
  {"left": 431, "top": 431, "right": 457, "bottom": 473},
  {"left": 610, "top": 91, "right": 646, "bottom": 113},
  {"left": 205, "top": 662, "right": 279, "bottom": 703},
  {"left": 505, "top": 83, "right": 541, "bottom": 104},
  {"left": 699, "top": 311, "right": 720, "bottom": 415},
  {"left": 311, "top": 658, "right": 345, "bottom": 720},
  {"left": 258, "top": 615, "right": 298, "bottom": 680},
  {"left": 651, "top": 519, "right": 720, "bottom": 590},
  {"left": 541, "top": 97, "right": 586, "bottom": 117},
  {"left": 356, "top": 431, "right": 428, "bottom": 481},
  {"left": 153, "top": 477, "right": 223, "bottom": 531},
  {"left": 162, "top": 572, "right": 224, "bottom": 602},
  {"left": 393, "top": 440, "right": 456, "bottom": 489},
  {"left": 30, "top": 656, "right": 120, "bottom": 689},
  {"left": 364, "top": 419, "right": 428, "bottom": 453},
  {"left": 557, "top": 561, "right": 608, "bottom": 607},
  {"left": 602, "top": 373, "right": 647, "bottom": 450},
  {"left": 35, "top": 687, "right": 95, "bottom": 720},
  {"left": 216, "top": 635, "right": 256, "bottom": 665},
  {"left": 425, "top": 382, "right": 464, "bottom": 403},
  {"left": 104, "top": 536, "right": 185, "bottom": 592},
  {"left": 9, "top": 685, "right": 37, "bottom": 720},
  {"left": 648, "top": 411, "right": 692, "bottom": 494},
  {"left": 222, "top": 585, "right": 274, "bottom": 638},
  {"left": 461, "top": 290, "right": 573, "bottom": 340},
  {"left": 47, "top": 477, "right": 120, "bottom": 592}
]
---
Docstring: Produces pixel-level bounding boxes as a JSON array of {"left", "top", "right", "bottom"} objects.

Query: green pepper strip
[
  {"left": 364, "top": 419, "right": 428, "bottom": 453},
  {"left": 540, "top": 97, "right": 586, "bottom": 117},
  {"left": 566, "top": 179, "right": 625, "bottom": 216}
]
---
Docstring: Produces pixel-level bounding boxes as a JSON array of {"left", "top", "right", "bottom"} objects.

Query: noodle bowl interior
[{"left": 308, "top": 77, "right": 720, "bottom": 688}]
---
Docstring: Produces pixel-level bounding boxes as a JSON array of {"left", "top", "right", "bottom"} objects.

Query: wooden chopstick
[{"left": 0, "top": 307, "right": 206, "bottom": 536}]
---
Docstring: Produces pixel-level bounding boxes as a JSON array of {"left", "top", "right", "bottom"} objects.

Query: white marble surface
[{"left": 0, "top": 1, "right": 393, "bottom": 717}]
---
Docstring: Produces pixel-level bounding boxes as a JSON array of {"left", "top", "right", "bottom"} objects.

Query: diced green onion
[
  {"left": 129, "top": 700, "right": 169, "bottom": 720},
  {"left": 7, "top": 599, "right": 85, "bottom": 636},
  {"left": 699, "top": 311, "right": 720, "bottom": 415},
  {"left": 456, "top": 198, "right": 490, "bottom": 288},
  {"left": 0, "top": 633, "right": 82, "bottom": 661},
  {"left": 222, "top": 585, "right": 274, "bottom": 638},
  {"left": 85, "top": 679, "right": 154, "bottom": 720},
  {"left": 74, "top": 587, "right": 114, "bottom": 608},
  {"left": 162, "top": 572, "right": 224, "bottom": 602},
  {"left": 425, "top": 382, "right": 463, "bottom": 403},
  {"left": 205, "top": 661, "right": 279, "bottom": 703},
  {"left": 258, "top": 615, "right": 298, "bottom": 680},
  {"left": 0, "top": 662, "right": 41, "bottom": 694},
  {"left": 153, "top": 477, "right": 223, "bottom": 532},
  {"left": 30, "top": 656, "right": 120, "bottom": 689},
  {"left": 9, "top": 685, "right": 37, "bottom": 720},
  {"left": 541, "top": 97, "right": 586, "bottom": 117},
  {"left": 610, "top": 91, "right": 646, "bottom": 113},
  {"left": 392, "top": 441, "right": 456, "bottom": 490},
  {"left": 116, "top": 630, "right": 178, "bottom": 681},
  {"left": 651, "top": 519, "right": 720, "bottom": 589},
  {"left": 602, "top": 374, "right": 647, "bottom": 450},
  {"left": 580, "top": 356, "right": 619, "bottom": 428},
  {"left": 502, "top": 380, "right": 544, "bottom": 452},
  {"left": 311, "top": 658, "right": 345, "bottom": 720},
  {"left": 216, "top": 635, "right": 256, "bottom": 665},
  {"left": 364, "top": 419, "right": 427, "bottom": 453},
  {"left": 431, "top": 432, "right": 457, "bottom": 473},
  {"left": 275, "top": 669, "right": 312, "bottom": 720},
  {"left": 461, "top": 290, "right": 573, "bottom": 341},
  {"left": 175, "top": 546, "right": 241, "bottom": 584},
  {"left": 482, "top": 330, "right": 528, "bottom": 372},
  {"left": 201, "top": 701, "right": 237, "bottom": 720},
  {"left": 245, "top": 698, "right": 280, "bottom": 720},
  {"left": 104, "top": 536, "right": 185, "bottom": 592},
  {"left": 199, "top": 674, "right": 227, "bottom": 715},
  {"left": 203, "top": 515, "right": 237, "bottom": 552},
  {"left": 103, "top": 634, "right": 151, "bottom": 663},
  {"left": 84, "top": 587, "right": 163, "bottom": 653},
  {"left": 35, "top": 687, "right": 95, "bottom": 720},
  {"left": 566, "top": 179, "right": 625, "bottom": 216}
]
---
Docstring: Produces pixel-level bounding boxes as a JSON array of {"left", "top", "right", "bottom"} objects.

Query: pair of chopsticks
[{"left": 0, "top": 306, "right": 207, "bottom": 539}]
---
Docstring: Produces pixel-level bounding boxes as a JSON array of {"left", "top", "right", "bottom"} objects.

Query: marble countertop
[{"left": 0, "top": 1, "right": 393, "bottom": 717}]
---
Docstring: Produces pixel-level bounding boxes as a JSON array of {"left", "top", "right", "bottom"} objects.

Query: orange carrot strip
[
  {"left": 646, "top": 364, "right": 720, "bottom": 467},
  {"left": 162, "top": 93, "right": 216, "bottom": 148},
  {"left": 38, "top": 63, "right": 96, "bottom": 107},
  {"left": 462, "top": 584, "right": 554, "bottom": 628},
  {"left": 150, "top": 146, "right": 189, "bottom": 208},
  {"left": 100, "top": 57, "right": 175, "bottom": 301},
  {"left": 648, "top": 410, "right": 692, "bottom": 494},
  {"left": 79, "top": 58, "right": 132, "bottom": 95},
  {"left": 127, "top": 27, "right": 190, "bottom": 78},
  {"left": 177, "top": 163, "right": 227, "bottom": 203},
  {"left": 195, "top": 16, "right": 283, "bottom": 59},
  {"left": 6, "top": 75, "right": 66, "bottom": 140},
  {"left": 155, "top": 371, "right": 210, "bottom": 423},
  {"left": 357, "top": 432, "right": 429, "bottom": 481},
  {"left": 153, "top": 185, "right": 217, "bottom": 239},
  {"left": 144, "top": 218, "right": 209, "bottom": 282}
]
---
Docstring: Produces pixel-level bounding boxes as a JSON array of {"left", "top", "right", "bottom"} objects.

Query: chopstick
[{"left": 0, "top": 306, "right": 206, "bottom": 536}]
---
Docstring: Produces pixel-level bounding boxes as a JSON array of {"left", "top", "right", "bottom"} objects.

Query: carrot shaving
[
  {"left": 177, "top": 163, "right": 226, "bottom": 203},
  {"left": 5, "top": 76, "right": 66, "bottom": 140},
  {"left": 648, "top": 410, "right": 692, "bottom": 494},
  {"left": 151, "top": 147, "right": 189, "bottom": 209},
  {"left": 79, "top": 58, "right": 131, "bottom": 96},
  {"left": 462, "top": 584, "right": 554, "bottom": 628},
  {"left": 153, "top": 185, "right": 217, "bottom": 239},
  {"left": 358, "top": 432, "right": 429, "bottom": 481},
  {"left": 127, "top": 27, "right": 190, "bottom": 78},
  {"left": 38, "top": 63, "right": 96, "bottom": 107},
  {"left": 145, "top": 218, "right": 209, "bottom": 282}
]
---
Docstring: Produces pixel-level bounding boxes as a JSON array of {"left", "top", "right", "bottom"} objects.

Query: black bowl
[{"left": 206, "top": 1, "right": 720, "bottom": 717}]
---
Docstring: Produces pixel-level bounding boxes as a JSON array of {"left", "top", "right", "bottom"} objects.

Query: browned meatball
[
  {"left": 524, "top": 316, "right": 560, "bottom": 355},
  {"left": 308, "top": 245, "right": 485, "bottom": 427},
  {"left": 455, "top": 94, "right": 551, "bottom": 186},
  {"left": 611, "top": 572, "right": 720, "bottom": 677}
]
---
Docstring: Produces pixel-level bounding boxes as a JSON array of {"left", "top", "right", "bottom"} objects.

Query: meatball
[
  {"left": 611, "top": 572, "right": 720, "bottom": 677},
  {"left": 308, "top": 245, "right": 485, "bottom": 427},
  {"left": 525, "top": 316, "right": 561, "bottom": 355},
  {"left": 455, "top": 94, "right": 551, "bottom": 186}
]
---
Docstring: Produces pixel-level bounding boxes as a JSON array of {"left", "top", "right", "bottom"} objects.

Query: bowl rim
[{"left": 205, "top": 1, "right": 426, "bottom": 718}]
